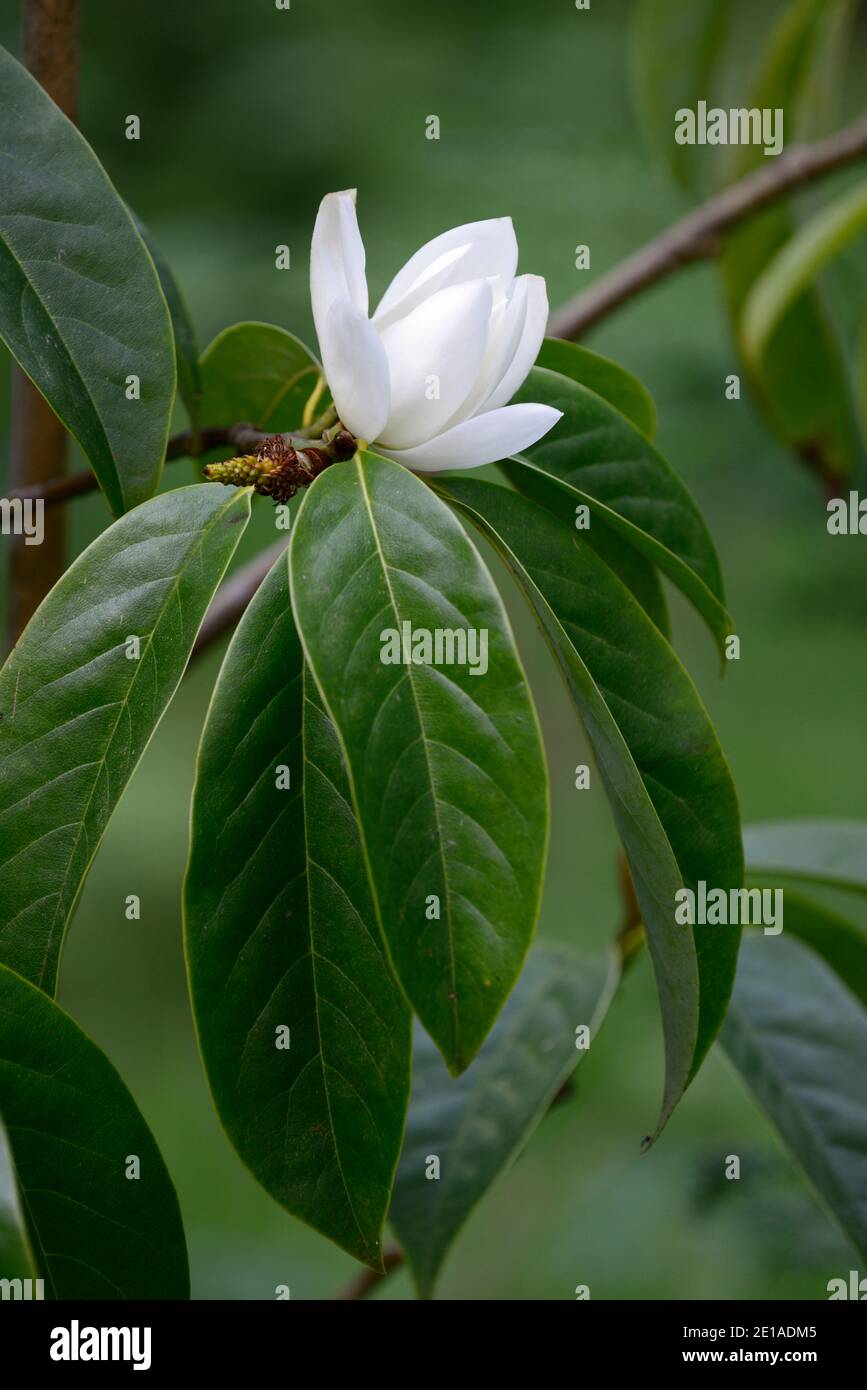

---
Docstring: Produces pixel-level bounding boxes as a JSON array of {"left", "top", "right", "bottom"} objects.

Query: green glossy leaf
[
  {"left": 290, "top": 451, "right": 548, "bottom": 1074},
  {"left": 199, "top": 321, "right": 321, "bottom": 431},
  {"left": 721, "top": 0, "right": 861, "bottom": 486},
  {"left": 438, "top": 478, "right": 743, "bottom": 1135},
  {"left": 133, "top": 213, "right": 203, "bottom": 428},
  {"left": 390, "top": 944, "right": 619, "bottom": 1298},
  {"left": 0, "top": 46, "right": 175, "bottom": 515},
  {"left": 0, "top": 483, "right": 251, "bottom": 995},
  {"left": 503, "top": 469, "right": 670, "bottom": 638},
  {"left": 508, "top": 366, "right": 732, "bottom": 655},
  {"left": 744, "top": 819, "right": 867, "bottom": 895},
  {"left": 0, "top": 1115, "right": 37, "bottom": 1284},
  {"left": 185, "top": 551, "right": 410, "bottom": 1268},
  {"left": 0, "top": 962, "right": 189, "bottom": 1298},
  {"left": 742, "top": 182, "right": 867, "bottom": 364},
  {"left": 631, "top": 0, "right": 730, "bottom": 191},
  {"left": 535, "top": 338, "right": 657, "bottom": 439},
  {"left": 722, "top": 932, "right": 867, "bottom": 1262}
]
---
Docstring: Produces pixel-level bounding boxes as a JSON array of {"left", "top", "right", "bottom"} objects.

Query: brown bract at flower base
[{"left": 204, "top": 429, "right": 357, "bottom": 503}]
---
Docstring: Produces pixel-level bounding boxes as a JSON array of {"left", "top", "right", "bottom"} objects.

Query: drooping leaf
[
  {"left": 0, "top": 46, "right": 175, "bottom": 515},
  {"left": 503, "top": 468, "right": 670, "bottom": 637},
  {"left": 289, "top": 451, "right": 548, "bottom": 1074},
  {"left": 0, "top": 962, "right": 189, "bottom": 1298},
  {"left": 199, "top": 321, "right": 321, "bottom": 432},
  {"left": 437, "top": 478, "right": 743, "bottom": 1135},
  {"left": 721, "top": 932, "right": 867, "bottom": 1262},
  {"left": 0, "top": 1115, "right": 37, "bottom": 1284},
  {"left": 742, "top": 182, "right": 867, "bottom": 364},
  {"left": 721, "top": 0, "right": 861, "bottom": 488},
  {"left": 795, "top": 0, "right": 856, "bottom": 139},
  {"left": 507, "top": 366, "right": 732, "bottom": 655},
  {"left": 767, "top": 889, "right": 867, "bottom": 1010},
  {"left": 133, "top": 212, "right": 203, "bottom": 428},
  {"left": 0, "top": 483, "right": 251, "bottom": 995},
  {"left": 744, "top": 819, "right": 867, "bottom": 895},
  {"left": 390, "top": 944, "right": 619, "bottom": 1298},
  {"left": 535, "top": 338, "right": 657, "bottom": 438},
  {"left": 185, "top": 551, "right": 410, "bottom": 1269},
  {"left": 631, "top": 0, "right": 730, "bottom": 191}
]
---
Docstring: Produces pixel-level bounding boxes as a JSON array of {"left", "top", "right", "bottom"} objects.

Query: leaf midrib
[{"left": 355, "top": 459, "right": 460, "bottom": 1060}]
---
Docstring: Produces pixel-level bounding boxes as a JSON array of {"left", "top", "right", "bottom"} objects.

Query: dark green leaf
[
  {"left": 0, "top": 961, "right": 189, "bottom": 1298},
  {"left": 390, "top": 944, "right": 619, "bottom": 1298},
  {"left": 0, "top": 1115, "right": 37, "bottom": 1284},
  {"left": 438, "top": 478, "right": 743, "bottom": 1135},
  {"left": 290, "top": 451, "right": 548, "bottom": 1074},
  {"left": 185, "top": 551, "right": 410, "bottom": 1268},
  {"left": 0, "top": 46, "right": 175, "bottom": 515},
  {"left": 631, "top": 0, "right": 730, "bottom": 191},
  {"left": 133, "top": 212, "right": 203, "bottom": 428},
  {"left": 722, "top": 932, "right": 867, "bottom": 1262},
  {"left": 0, "top": 483, "right": 251, "bottom": 995},
  {"left": 504, "top": 468, "right": 670, "bottom": 638},
  {"left": 744, "top": 819, "right": 867, "bottom": 895},
  {"left": 508, "top": 366, "right": 732, "bottom": 655},
  {"left": 199, "top": 321, "right": 321, "bottom": 432},
  {"left": 535, "top": 338, "right": 657, "bottom": 438}
]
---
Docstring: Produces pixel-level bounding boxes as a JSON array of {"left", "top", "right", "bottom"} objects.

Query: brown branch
[
  {"left": 6, "top": 0, "right": 79, "bottom": 652},
  {"left": 191, "top": 539, "right": 288, "bottom": 660},
  {"left": 334, "top": 1247, "right": 404, "bottom": 1301},
  {"left": 547, "top": 110, "right": 867, "bottom": 340},
  {"left": 11, "top": 420, "right": 341, "bottom": 507},
  {"left": 10, "top": 424, "right": 268, "bottom": 506}
]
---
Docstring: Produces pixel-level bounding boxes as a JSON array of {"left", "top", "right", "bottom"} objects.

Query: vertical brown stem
[{"left": 6, "top": 0, "right": 80, "bottom": 652}]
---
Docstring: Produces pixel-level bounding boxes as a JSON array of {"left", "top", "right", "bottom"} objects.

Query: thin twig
[
  {"left": 334, "top": 1247, "right": 404, "bottom": 1301},
  {"left": 548, "top": 111, "right": 867, "bottom": 340},
  {"left": 11, "top": 424, "right": 268, "bottom": 505},
  {"left": 12, "top": 418, "right": 341, "bottom": 507}
]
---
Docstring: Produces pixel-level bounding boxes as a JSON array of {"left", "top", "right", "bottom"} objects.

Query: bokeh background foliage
[{"left": 2, "top": 0, "right": 866, "bottom": 1298}]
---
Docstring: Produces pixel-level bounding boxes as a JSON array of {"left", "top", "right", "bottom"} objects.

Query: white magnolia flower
[{"left": 309, "top": 190, "right": 562, "bottom": 473}]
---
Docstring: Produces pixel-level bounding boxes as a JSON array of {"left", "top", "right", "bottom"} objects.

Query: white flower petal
[
  {"left": 377, "top": 402, "right": 563, "bottom": 474},
  {"left": 310, "top": 190, "right": 369, "bottom": 353},
  {"left": 480, "top": 274, "right": 549, "bottom": 412},
  {"left": 320, "top": 298, "right": 390, "bottom": 442},
  {"left": 373, "top": 217, "right": 517, "bottom": 329},
  {"left": 377, "top": 279, "right": 493, "bottom": 450}
]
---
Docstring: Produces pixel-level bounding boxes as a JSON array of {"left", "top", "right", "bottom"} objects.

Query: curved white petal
[
  {"left": 377, "top": 402, "right": 563, "bottom": 474},
  {"left": 377, "top": 279, "right": 493, "bottom": 450},
  {"left": 481, "top": 274, "right": 549, "bottom": 412},
  {"left": 451, "top": 273, "right": 537, "bottom": 423},
  {"left": 373, "top": 217, "right": 517, "bottom": 330},
  {"left": 310, "top": 190, "right": 369, "bottom": 353},
  {"left": 320, "top": 298, "right": 390, "bottom": 442}
]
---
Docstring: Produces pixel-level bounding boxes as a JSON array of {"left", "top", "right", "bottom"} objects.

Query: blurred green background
[{"left": 2, "top": 0, "right": 867, "bottom": 1299}]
